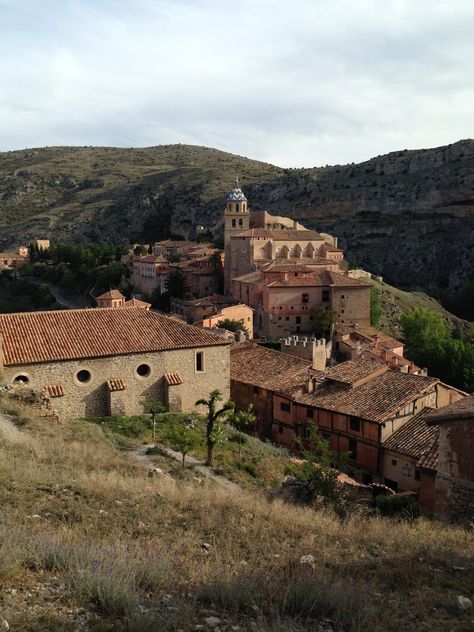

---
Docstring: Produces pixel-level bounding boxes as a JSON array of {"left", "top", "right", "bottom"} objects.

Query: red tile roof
[
  {"left": 417, "top": 435, "right": 439, "bottom": 472},
  {"left": 231, "top": 343, "right": 316, "bottom": 396},
  {"left": 124, "top": 298, "right": 151, "bottom": 309},
  {"left": 107, "top": 378, "right": 125, "bottom": 392},
  {"left": 296, "top": 368, "right": 438, "bottom": 423},
  {"left": 0, "top": 308, "right": 229, "bottom": 366},
  {"left": 425, "top": 394, "right": 474, "bottom": 424},
  {"left": 383, "top": 408, "right": 437, "bottom": 459},
  {"left": 96, "top": 289, "right": 125, "bottom": 300},
  {"left": 43, "top": 384, "right": 65, "bottom": 398},
  {"left": 326, "top": 358, "right": 388, "bottom": 386},
  {"left": 266, "top": 270, "right": 369, "bottom": 288},
  {"left": 164, "top": 372, "right": 183, "bottom": 386}
]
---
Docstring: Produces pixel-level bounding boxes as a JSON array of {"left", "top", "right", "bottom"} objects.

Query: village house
[
  {"left": 95, "top": 289, "right": 151, "bottom": 310},
  {"left": 333, "top": 323, "right": 424, "bottom": 373},
  {"left": 0, "top": 308, "right": 230, "bottom": 419},
  {"left": 230, "top": 344, "right": 465, "bottom": 484},
  {"left": 232, "top": 265, "right": 370, "bottom": 337},
  {"left": 171, "top": 294, "right": 253, "bottom": 335},
  {"left": 0, "top": 245, "right": 29, "bottom": 270},
  {"left": 422, "top": 396, "right": 474, "bottom": 524}
]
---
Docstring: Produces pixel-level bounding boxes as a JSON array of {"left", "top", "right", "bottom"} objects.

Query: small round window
[
  {"left": 14, "top": 374, "right": 29, "bottom": 385},
  {"left": 136, "top": 364, "right": 151, "bottom": 378},
  {"left": 76, "top": 369, "right": 91, "bottom": 384}
]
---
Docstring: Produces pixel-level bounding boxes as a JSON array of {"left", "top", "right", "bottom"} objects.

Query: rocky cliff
[{"left": 1, "top": 140, "right": 473, "bottom": 294}]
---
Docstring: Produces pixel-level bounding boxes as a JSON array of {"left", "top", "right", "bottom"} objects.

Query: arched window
[
  {"left": 232, "top": 219, "right": 236, "bottom": 227},
  {"left": 239, "top": 218, "right": 243, "bottom": 226}
]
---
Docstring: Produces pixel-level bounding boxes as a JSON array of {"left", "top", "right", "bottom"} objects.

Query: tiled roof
[
  {"left": 231, "top": 343, "right": 316, "bottom": 396},
  {"left": 296, "top": 368, "right": 438, "bottom": 423},
  {"left": 137, "top": 255, "right": 167, "bottom": 264},
  {"left": 234, "top": 229, "right": 324, "bottom": 241},
  {"left": 96, "top": 289, "right": 125, "bottom": 300},
  {"left": 164, "top": 372, "right": 183, "bottom": 386},
  {"left": 265, "top": 270, "right": 369, "bottom": 289},
  {"left": 417, "top": 435, "right": 438, "bottom": 472},
  {"left": 124, "top": 298, "right": 151, "bottom": 309},
  {"left": 232, "top": 271, "right": 263, "bottom": 284},
  {"left": 107, "top": 379, "right": 125, "bottom": 392},
  {"left": 261, "top": 262, "right": 317, "bottom": 273},
  {"left": 0, "top": 308, "right": 229, "bottom": 366},
  {"left": 43, "top": 384, "right": 65, "bottom": 398},
  {"left": 425, "top": 394, "right": 474, "bottom": 424},
  {"left": 383, "top": 408, "right": 437, "bottom": 459},
  {"left": 326, "top": 358, "right": 388, "bottom": 386}
]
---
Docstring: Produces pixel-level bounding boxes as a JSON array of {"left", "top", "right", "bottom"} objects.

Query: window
[
  {"left": 13, "top": 374, "right": 29, "bottom": 384},
  {"left": 391, "top": 459, "right": 397, "bottom": 467},
  {"left": 302, "top": 293, "right": 309, "bottom": 303},
  {"left": 285, "top": 316, "right": 289, "bottom": 321},
  {"left": 280, "top": 402, "right": 290, "bottom": 412},
  {"left": 415, "top": 469, "right": 420, "bottom": 481},
  {"left": 231, "top": 219, "right": 236, "bottom": 227},
  {"left": 136, "top": 363, "right": 151, "bottom": 378},
  {"left": 322, "top": 290, "right": 329, "bottom": 302},
  {"left": 349, "top": 417, "right": 360, "bottom": 432},
  {"left": 349, "top": 438, "right": 357, "bottom": 461},
  {"left": 341, "top": 295, "right": 345, "bottom": 299},
  {"left": 303, "top": 426, "right": 311, "bottom": 439},
  {"left": 195, "top": 352, "right": 204, "bottom": 372},
  {"left": 306, "top": 407, "right": 314, "bottom": 418},
  {"left": 278, "top": 426, "right": 283, "bottom": 434},
  {"left": 296, "top": 316, "right": 301, "bottom": 324},
  {"left": 253, "top": 386, "right": 259, "bottom": 395},
  {"left": 76, "top": 369, "right": 91, "bottom": 384},
  {"left": 239, "top": 218, "right": 243, "bottom": 226}
]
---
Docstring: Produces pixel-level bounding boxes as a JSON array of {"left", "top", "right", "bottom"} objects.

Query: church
[{"left": 223, "top": 179, "right": 345, "bottom": 293}]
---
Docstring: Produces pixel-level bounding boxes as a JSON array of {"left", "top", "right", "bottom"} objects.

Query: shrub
[
  {"left": 237, "top": 461, "right": 258, "bottom": 478},
  {"left": 375, "top": 494, "right": 420, "bottom": 519}
]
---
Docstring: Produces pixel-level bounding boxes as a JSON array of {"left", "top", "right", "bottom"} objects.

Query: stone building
[
  {"left": 232, "top": 265, "right": 370, "bottom": 337},
  {"left": 230, "top": 344, "right": 465, "bottom": 483},
  {"left": 424, "top": 396, "right": 474, "bottom": 524},
  {"left": 95, "top": 290, "right": 151, "bottom": 310},
  {"left": 171, "top": 294, "right": 253, "bottom": 335},
  {"left": 0, "top": 308, "right": 230, "bottom": 419}
]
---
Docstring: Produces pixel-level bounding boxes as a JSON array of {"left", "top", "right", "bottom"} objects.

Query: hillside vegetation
[
  {"left": 0, "top": 140, "right": 473, "bottom": 297},
  {"left": 1, "top": 391, "right": 473, "bottom": 631}
]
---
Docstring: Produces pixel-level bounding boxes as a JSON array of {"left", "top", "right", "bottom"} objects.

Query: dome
[{"left": 226, "top": 178, "right": 247, "bottom": 202}]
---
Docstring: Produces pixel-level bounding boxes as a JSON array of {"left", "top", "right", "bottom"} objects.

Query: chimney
[{"left": 293, "top": 219, "right": 298, "bottom": 229}]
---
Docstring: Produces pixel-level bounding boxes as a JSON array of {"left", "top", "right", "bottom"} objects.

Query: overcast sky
[{"left": 0, "top": 0, "right": 473, "bottom": 167}]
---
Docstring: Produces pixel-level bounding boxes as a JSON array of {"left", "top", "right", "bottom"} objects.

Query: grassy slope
[
  {"left": 1, "top": 393, "right": 473, "bottom": 632},
  {"left": 0, "top": 145, "right": 284, "bottom": 227},
  {"left": 371, "top": 277, "right": 468, "bottom": 337}
]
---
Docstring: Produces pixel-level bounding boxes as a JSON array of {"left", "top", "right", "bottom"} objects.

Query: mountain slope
[{"left": 0, "top": 140, "right": 473, "bottom": 294}]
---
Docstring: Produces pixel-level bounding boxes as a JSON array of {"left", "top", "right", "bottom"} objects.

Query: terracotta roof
[
  {"left": 107, "top": 379, "right": 125, "bottom": 392},
  {"left": 124, "top": 298, "right": 151, "bottom": 309},
  {"left": 234, "top": 229, "right": 324, "bottom": 241},
  {"left": 96, "top": 289, "right": 125, "bottom": 300},
  {"left": 232, "top": 271, "right": 263, "bottom": 284},
  {"left": 296, "top": 368, "right": 439, "bottom": 423},
  {"left": 326, "top": 358, "right": 387, "bottom": 386},
  {"left": 417, "top": 435, "right": 438, "bottom": 472},
  {"left": 261, "top": 262, "right": 317, "bottom": 273},
  {"left": 425, "top": 394, "right": 474, "bottom": 424},
  {"left": 164, "top": 372, "right": 183, "bottom": 386},
  {"left": 0, "top": 308, "right": 229, "bottom": 366},
  {"left": 43, "top": 384, "right": 65, "bottom": 398},
  {"left": 137, "top": 255, "right": 167, "bottom": 264},
  {"left": 266, "top": 270, "right": 369, "bottom": 288},
  {"left": 231, "top": 343, "right": 317, "bottom": 397},
  {"left": 383, "top": 408, "right": 437, "bottom": 459}
]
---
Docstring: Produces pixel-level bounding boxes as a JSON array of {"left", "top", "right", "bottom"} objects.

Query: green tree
[
  {"left": 196, "top": 390, "right": 235, "bottom": 467},
  {"left": 285, "top": 424, "right": 348, "bottom": 507},
  {"left": 164, "top": 420, "right": 200, "bottom": 467},
  {"left": 309, "top": 305, "right": 337, "bottom": 338},
  {"left": 165, "top": 268, "right": 188, "bottom": 299},
  {"left": 134, "top": 245, "right": 148, "bottom": 256},
  {"left": 229, "top": 404, "right": 256, "bottom": 459},
  {"left": 141, "top": 399, "right": 165, "bottom": 441},
  {"left": 216, "top": 318, "right": 246, "bottom": 333},
  {"left": 370, "top": 286, "right": 382, "bottom": 327}
]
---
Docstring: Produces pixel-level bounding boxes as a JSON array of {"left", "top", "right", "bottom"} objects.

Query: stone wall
[{"left": 3, "top": 345, "right": 230, "bottom": 420}]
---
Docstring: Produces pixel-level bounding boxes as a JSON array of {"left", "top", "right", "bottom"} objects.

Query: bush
[
  {"left": 237, "top": 461, "right": 258, "bottom": 478},
  {"left": 375, "top": 494, "right": 420, "bottom": 519}
]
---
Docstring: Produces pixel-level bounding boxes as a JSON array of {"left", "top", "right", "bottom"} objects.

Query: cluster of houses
[{"left": 0, "top": 182, "right": 472, "bottom": 524}]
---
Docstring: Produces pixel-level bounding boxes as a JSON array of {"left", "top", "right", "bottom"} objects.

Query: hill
[
  {"left": 0, "top": 140, "right": 473, "bottom": 296},
  {"left": 0, "top": 390, "right": 473, "bottom": 631}
]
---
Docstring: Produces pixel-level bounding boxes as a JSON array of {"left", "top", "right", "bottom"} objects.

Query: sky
[{"left": 0, "top": 0, "right": 473, "bottom": 167}]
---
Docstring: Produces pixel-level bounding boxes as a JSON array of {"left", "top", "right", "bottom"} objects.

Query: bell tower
[{"left": 224, "top": 178, "right": 249, "bottom": 247}]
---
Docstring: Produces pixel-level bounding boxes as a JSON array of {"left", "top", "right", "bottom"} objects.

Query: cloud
[{"left": 0, "top": 0, "right": 473, "bottom": 166}]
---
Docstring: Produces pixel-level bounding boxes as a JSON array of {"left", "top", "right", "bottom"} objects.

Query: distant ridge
[{"left": 0, "top": 139, "right": 473, "bottom": 294}]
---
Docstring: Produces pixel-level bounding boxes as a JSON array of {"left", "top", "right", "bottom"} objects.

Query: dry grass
[{"left": 0, "top": 393, "right": 473, "bottom": 631}]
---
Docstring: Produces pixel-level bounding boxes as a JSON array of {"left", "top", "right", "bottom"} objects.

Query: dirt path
[
  {"left": 134, "top": 443, "right": 241, "bottom": 492},
  {"left": 0, "top": 412, "right": 26, "bottom": 443}
]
